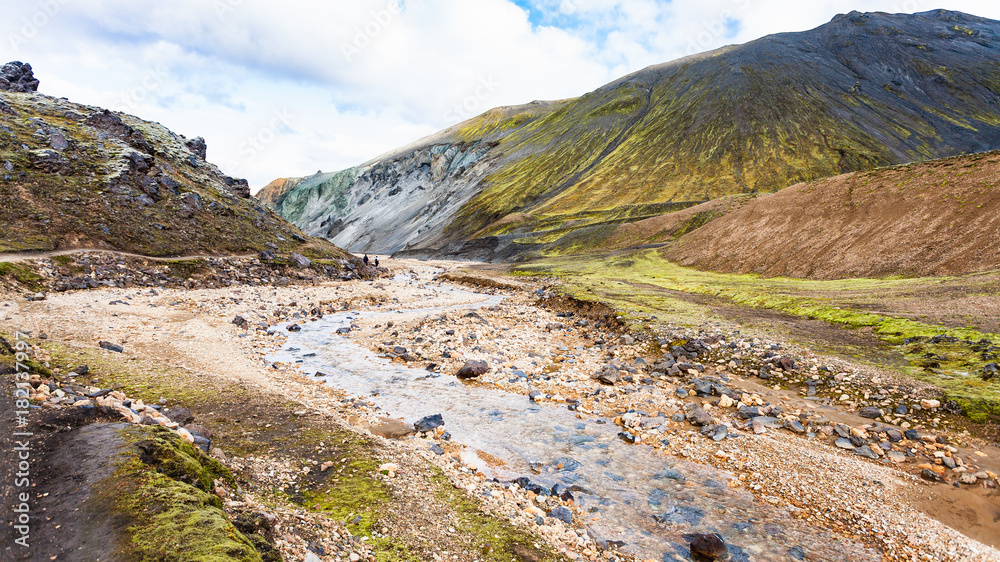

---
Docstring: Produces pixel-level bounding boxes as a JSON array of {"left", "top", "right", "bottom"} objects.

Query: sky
[{"left": 3, "top": 0, "right": 999, "bottom": 191}]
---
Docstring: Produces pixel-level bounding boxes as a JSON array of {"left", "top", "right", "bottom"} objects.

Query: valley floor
[{"left": 1, "top": 256, "right": 999, "bottom": 561}]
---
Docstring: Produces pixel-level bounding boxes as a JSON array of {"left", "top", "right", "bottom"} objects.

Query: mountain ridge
[
  {"left": 262, "top": 9, "right": 1000, "bottom": 261},
  {"left": 0, "top": 73, "right": 348, "bottom": 260}
]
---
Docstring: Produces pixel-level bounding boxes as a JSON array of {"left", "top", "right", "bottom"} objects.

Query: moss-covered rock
[{"left": 108, "top": 425, "right": 268, "bottom": 561}]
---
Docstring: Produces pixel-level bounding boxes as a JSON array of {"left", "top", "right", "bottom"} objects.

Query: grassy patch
[
  {"left": 0, "top": 261, "right": 44, "bottom": 291},
  {"left": 513, "top": 250, "right": 1000, "bottom": 420},
  {"left": 428, "top": 467, "right": 564, "bottom": 562},
  {"left": 44, "top": 342, "right": 219, "bottom": 406}
]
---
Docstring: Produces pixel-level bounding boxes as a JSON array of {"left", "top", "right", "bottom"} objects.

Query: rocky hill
[
  {"left": 262, "top": 9, "right": 1000, "bottom": 260},
  {"left": 0, "top": 62, "right": 347, "bottom": 259}
]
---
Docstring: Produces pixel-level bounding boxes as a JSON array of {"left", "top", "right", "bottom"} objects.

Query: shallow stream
[{"left": 270, "top": 277, "right": 877, "bottom": 561}]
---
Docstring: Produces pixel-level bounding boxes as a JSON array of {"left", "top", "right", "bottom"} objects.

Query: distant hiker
[
  {"left": 363, "top": 254, "right": 369, "bottom": 266},
  {"left": 374, "top": 257, "right": 380, "bottom": 268}
]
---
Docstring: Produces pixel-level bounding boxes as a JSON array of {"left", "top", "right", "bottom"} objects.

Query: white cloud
[{"left": 2, "top": 0, "right": 999, "bottom": 190}]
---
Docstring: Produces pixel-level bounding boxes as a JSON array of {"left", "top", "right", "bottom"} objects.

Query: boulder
[
  {"left": 456, "top": 360, "right": 489, "bottom": 380},
  {"left": 290, "top": 253, "right": 311, "bottom": 269},
  {"left": 369, "top": 418, "right": 416, "bottom": 440},
  {"left": 224, "top": 176, "right": 251, "bottom": 198},
  {"left": 163, "top": 406, "right": 195, "bottom": 425},
  {"left": 28, "top": 149, "right": 71, "bottom": 175},
  {"left": 414, "top": 414, "right": 444, "bottom": 433},
  {"left": 98, "top": 341, "right": 123, "bottom": 353},
  {"left": 858, "top": 406, "right": 882, "bottom": 419},
  {"left": 0, "top": 61, "right": 39, "bottom": 92},
  {"left": 185, "top": 136, "right": 207, "bottom": 159},
  {"left": 684, "top": 404, "right": 714, "bottom": 427},
  {"left": 774, "top": 356, "right": 796, "bottom": 371},
  {"left": 686, "top": 533, "right": 729, "bottom": 560},
  {"left": 594, "top": 365, "right": 619, "bottom": 385}
]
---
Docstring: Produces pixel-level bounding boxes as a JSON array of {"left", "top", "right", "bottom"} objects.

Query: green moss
[
  {"left": 129, "top": 425, "right": 236, "bottom": 491},
  {"left": 300, "top": 449, "right": 389, "bottom": 537},
  {"left": 44, "top": 342, "right": 218, "bottom": 405},
  {"left": 513, "top": 250, "right": 1000, "bottom": 420},
  {"left": 428, "top": 467, "right": 565, "bottom": 562},
  {"left": 0, "top": 261, "right": 44, "bottom": 291},
  {"left": 109, "top": 426, "right": 262, "bottom": 561}
]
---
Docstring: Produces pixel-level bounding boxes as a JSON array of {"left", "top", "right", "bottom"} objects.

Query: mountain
[
  {"left": 661, "top": 149, "right": 1000, "bottom": 279},
  {"left": 0, "top": 62, "right": 347, "bottom": 259},
  {"left": 262, "top": 9, "right": 1000, "bottom": 260}
]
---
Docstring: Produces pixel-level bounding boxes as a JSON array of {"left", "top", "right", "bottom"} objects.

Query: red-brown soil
[{"left": 665, "top": 150, "right": 1000, "bottom": 279}]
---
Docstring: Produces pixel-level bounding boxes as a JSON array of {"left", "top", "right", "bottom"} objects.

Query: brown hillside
[
  {"left": 665, "top": 151, "right": 1000, "bottom": 279},
  {"left": 256, "top": 177, "right": 302, "bottom": 209}
]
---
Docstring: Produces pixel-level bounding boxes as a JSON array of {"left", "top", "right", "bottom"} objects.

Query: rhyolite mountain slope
[
  {"left": 263, "top": 9, "right": 1000, "bottom": 259},
  {"left": 0, "top": 63, "right": 347, "bottom": 259},
  {"left": 662, "top": 149, "right": 1000, "bottom": 279}
]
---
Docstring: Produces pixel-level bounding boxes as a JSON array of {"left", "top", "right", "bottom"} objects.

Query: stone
[
  {"left": 920, "top": 468, "right": 941, "bottom": 482},
  {"left": 99, "top": 341, "right": 123, "bottom": 353},
  {"left": 164, "top": 407, "right": 195, "bottom": 425},
  {"left": 775, "top": 356, "right": 796, "bottom": 371},
  {"left": 289, "top": 253, "right": 311, "bottom": 269},
  {"left": 0, "top": 61, "right": 40, "bottom": 92},
  {"left": 232, "top": 315, "right": 249, "bottom": 329},
  {"left": 336, "top": 327, "right": 351, "bottom": 334},
  {"left": 858, "top": 407, "right": 882, "bottom": 419},
  {"left": 456, "top": 360, "right": 489, "bottom": 380},
  {"left": 185, "top": 136, "right": 207, "bottom": 159},
  {"left": 687, "top": 533, "right": 729, "bottom": 560},
  {"left": 887, "top": 451, "right": 906, "bottom": 463},
  {"left": 959, "top": 473, "right": 978, "bottom": 485},
  {"left": 784, "top": 420, "right": 806, "bottom": 434},
  {"left": 369, "top": 418, "right": 416, "bottom": 439},
  {"left": 618, "top": 431, "right": 637, "bottom": 444},
  {"left": 718, "top": 394, "right": 735, "bottom": 408},
  {"left": 834, "top": 438, "right": 856, "bottom": 450},
  {"left": 548, "top": 506, "right": 573, "bottom": 524},
  {"left": 920, "top": 399, "right": 941, "bottom": 410},
  {"left": 700, "top": 424, "right": 728, "bottom": 441},
  {"left": 854, "top": 446, "right": 878, "bottom": 460},
  {"left": 982, "top": 363, "right": 998, "bottom": 381},
  {"left": 29, "top": 149, "right": 71, "bottom": 174},
  {"left": 287, "top": 324, "right": 301, "bottom": 332},
  {"left": 684, "top": 404, "right": 714, "bottom": 427},
  {"left": 414, "top": 413, "right": 444, "bottom": 433},
  {"left": 751, "top": 419, "right": 767, "bottom": 434}
]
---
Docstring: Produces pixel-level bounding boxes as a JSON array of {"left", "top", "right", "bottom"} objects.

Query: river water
[{"left": 270, "top": 278, "right": 878, "bottom": 561}]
